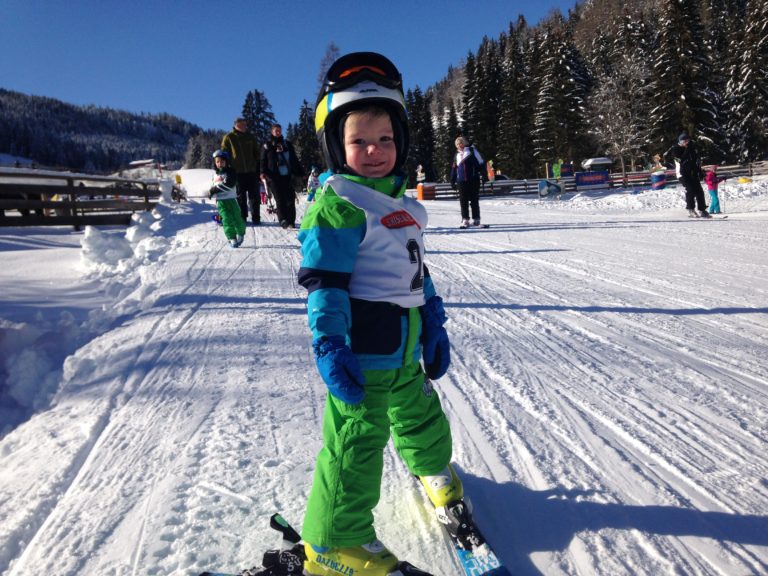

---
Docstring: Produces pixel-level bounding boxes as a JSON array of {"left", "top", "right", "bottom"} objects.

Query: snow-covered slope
[{"left": 1, "top": 180, "right": 767, "bottom": 576}]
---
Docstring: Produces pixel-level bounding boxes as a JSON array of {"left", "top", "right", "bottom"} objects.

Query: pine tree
[
  {"left": 471, "top": 39, "right": 503, "bottom": 163},
  {"left": 727, "top": 0, "right": 768, "bottom": 161},
  {"left": 241, "top": 89, "right": 277, "bottom": 147},
  {"left": 702, "top": 0, "right": 734, "bottom": 161},
  {"left": 558, "top": 20, "right": 593, "bottom": 163},
  {"left": 290, "top": 100, "right": 322, "bottom": 174},
  {"left": 317, "top": 42, "right": 342, "bottom": 96},
  {"left": 459, "top": 52, "right": 479, "bottom": 141},
  {"left": 587, "top": 9, "right": 655, "bottom": 172},
  {"left": 184, "top": 130, "right": 226, "bottom": 168},
  {"left": 531, "top": 25, "right": 561, "bottom": 169},
  {"left": 497, "top": 16, "right": 535, "bottom": 178},
  {"left": 434, "top": 100, "right": 460, "bottom": 182},
  {"left": 651, "top": 0, "right": 719, "bottom": 158},
  {"left": 405, "top": 87, "right": 436, "bottom": 185},
  {"left": 184, "top": 138, "right": 203, "bottom": 169}
]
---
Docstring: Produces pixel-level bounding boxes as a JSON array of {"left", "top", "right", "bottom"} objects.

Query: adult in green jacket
[{"left": 221, "top": 117, "right": 261, "bottom": 224}]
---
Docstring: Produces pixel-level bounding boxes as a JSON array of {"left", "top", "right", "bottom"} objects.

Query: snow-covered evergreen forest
[
  {"left": 0, "top": 89, "right": 200, "bottom": 173},
  {"left": 416, "top": 0, "right": 768, "bottom": 182}
]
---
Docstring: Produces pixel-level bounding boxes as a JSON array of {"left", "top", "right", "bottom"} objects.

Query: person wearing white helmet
[
  {"left": 208, "top": 150, "right": 245, "bottom": 247},
  {"left": 296, "top": 52, "right": 461, "bottom": 576}
]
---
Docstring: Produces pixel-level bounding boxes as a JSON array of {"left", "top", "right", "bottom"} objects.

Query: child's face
[
  {"left": 343, "top": 112, "right": 396, "bottom": 178},
  {"left": 214, "top": 157, "right": 227, "bottom": 169}
]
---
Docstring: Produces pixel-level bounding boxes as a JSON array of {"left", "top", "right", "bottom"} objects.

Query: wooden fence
[
  {"left": 412, "top": 161, "right": 767, "bottom": 200},
  {"left": 0, "top": 169, "right": 161, "bottom": 228}
]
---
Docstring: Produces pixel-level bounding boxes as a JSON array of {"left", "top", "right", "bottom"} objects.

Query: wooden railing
[{"left": 0, "top": 168, "right": 161, "bottom": 228}]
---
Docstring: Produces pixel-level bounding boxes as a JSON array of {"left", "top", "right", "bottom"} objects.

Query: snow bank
[
  {"left": 519, "top": 175, "right": 768, "bottom": 212},
  {"left": 0, "top": 196, "right": 184, "bottom": 435}
]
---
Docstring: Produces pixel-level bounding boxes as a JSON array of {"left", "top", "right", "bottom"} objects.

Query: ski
[
  {"left": 262, "top": 181, "right": 278, "bottom": 219},
  {"left": 435, "top": 501, "right": 511, "bottom": 576},
  {"left": 418, "top": 471, "right": 511, "bottom": 576},
  {"left": 199, "top": 514, "right": 304, "bottom": 576}
]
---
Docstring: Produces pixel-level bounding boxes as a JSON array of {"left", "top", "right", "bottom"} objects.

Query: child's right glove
[
  {"left": 421, "top": 295, "right": 451, "bottom": 379},
  {"left": 312, "top": 335, "right": 365, "bottom": 404}
]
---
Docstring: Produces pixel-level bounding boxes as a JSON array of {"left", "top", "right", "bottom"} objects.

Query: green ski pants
[
  {"left": 217, "top": 198, "right": 245, "bottom": 240},
  {"left": 301, "top": 360, "right": 452, "bottom": 548}
]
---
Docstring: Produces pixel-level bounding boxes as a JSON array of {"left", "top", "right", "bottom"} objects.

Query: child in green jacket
[
  {"left": 297, "top": 52, "right": 464, "bottom": 576},
  {"left": 209, "top": 150, "right": 246, "bottom": 247}
]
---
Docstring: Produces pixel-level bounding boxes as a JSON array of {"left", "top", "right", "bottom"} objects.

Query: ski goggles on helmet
[
  {"left": 315, "top": 53, "right": 406, "bottom": 135},
  {"left": 318, "top": 52, "right": 402, "bottom": 101}
]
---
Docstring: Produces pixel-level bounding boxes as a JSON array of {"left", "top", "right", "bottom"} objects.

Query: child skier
[
  {"left": 705, "top": 165, "right": 726, "bottom": 214},
  {"left": 306, "top": 166, "right": 320, "bottom": 202},
  {"left": 297, "top": 52, "right": 463, "bottom": 576},
  {"left": 209, "top": 150, "right": 246, "bottom": 247}
]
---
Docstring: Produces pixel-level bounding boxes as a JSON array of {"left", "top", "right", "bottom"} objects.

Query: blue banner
[{"left": 575, "top": 171, "right": 610, "bottom": 189}]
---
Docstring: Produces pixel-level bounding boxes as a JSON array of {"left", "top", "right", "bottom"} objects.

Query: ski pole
[{"left": 721, "top": 182, "right": 726, "bottom": 214}]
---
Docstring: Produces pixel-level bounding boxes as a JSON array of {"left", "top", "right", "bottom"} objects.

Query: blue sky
[{"left": 1, "top": 0, "right": 576, "bottom": 132}]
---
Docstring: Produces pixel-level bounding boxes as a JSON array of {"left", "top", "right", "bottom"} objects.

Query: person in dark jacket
[
  {"left": 221, "top": 118, "right": 261, "bottom": 225},
  {"left": 260, "top": 124, "right": 304, "bottom": 228},
  {"left": 450, "top": 136, "right": 485, "bottom": 228},
  {"left": 664, "top": 132, "right": 710, "bottom": 218}
]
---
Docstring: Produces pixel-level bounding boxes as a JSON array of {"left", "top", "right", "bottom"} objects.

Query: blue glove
[
  {"left": 421, "top": 295, "right": 451, "bottom": 379},
  {"left": 313, "top": 335, "right": 365, "bottom": 404}
]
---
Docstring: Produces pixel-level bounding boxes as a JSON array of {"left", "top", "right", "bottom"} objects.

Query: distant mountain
[{"left": 0, "top": 88, "right": 203, "bottom": 173}]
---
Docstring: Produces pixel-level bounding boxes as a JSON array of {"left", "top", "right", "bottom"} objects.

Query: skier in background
[
  {"left": 209, "top": 150, "right": 245, "bottom": 248},
  {"left": 664, "top": 132, "right": 710, "bottom": 218},
  {"left": 705, "top": 165, "right": 727, "bottom": 214},
  {"left": 450, "top": 136, "right": 485, "bottom": 228},
  {"left": 260, "top": 124, "right": 304, "bottom": 229},
  {"left": 297, "top": 51, "right": 461, "bottom": 576},
  {"left": 306, "top": 166, "right": 320, "bottom": 202}
]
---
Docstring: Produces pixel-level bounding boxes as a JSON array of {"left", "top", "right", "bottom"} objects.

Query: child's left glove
[
  {"left": 421, "top": 295, "right": 451, "bottom": 379},
  {"left": 312, "top": 335, "right": 366, "bottom": 404}
]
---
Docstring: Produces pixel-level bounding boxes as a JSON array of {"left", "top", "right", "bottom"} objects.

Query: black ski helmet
[{"left": 315, "top": 52, "right": 409, "bottom": 175}]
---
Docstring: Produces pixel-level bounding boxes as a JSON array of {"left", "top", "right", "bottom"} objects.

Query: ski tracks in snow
[
  {"left": 3, "top": 198, "right": 768, "bottom": 576},
  {"left": 2, "top": 216, "right": 320, "bottom": 575},
  {"left": 423, "top": 202, "right": 768, "bottom": 575}
]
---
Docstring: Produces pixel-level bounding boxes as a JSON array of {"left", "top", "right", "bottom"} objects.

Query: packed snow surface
[{"left": 1, "top": 176, "right": 767, "bottom": 576}]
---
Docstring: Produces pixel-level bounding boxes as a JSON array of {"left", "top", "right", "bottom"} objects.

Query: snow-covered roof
[{"left": 581, "top": 157, "right": 614, "bottom": 169}]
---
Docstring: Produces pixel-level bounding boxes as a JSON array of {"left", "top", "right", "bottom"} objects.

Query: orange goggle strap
[{"left": 321, "top": 57, "right": 402, "bottom": 102}]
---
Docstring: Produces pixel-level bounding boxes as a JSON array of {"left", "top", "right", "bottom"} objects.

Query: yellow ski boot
[
  {"left": 303, "top": 539, "right": 398, "bottom": 575},
  {"left": 419, "top": 463, "right": 463, "bottom": 508},
  {"left": 303, "top": 540, "right": 434, "bottom": 576}
]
